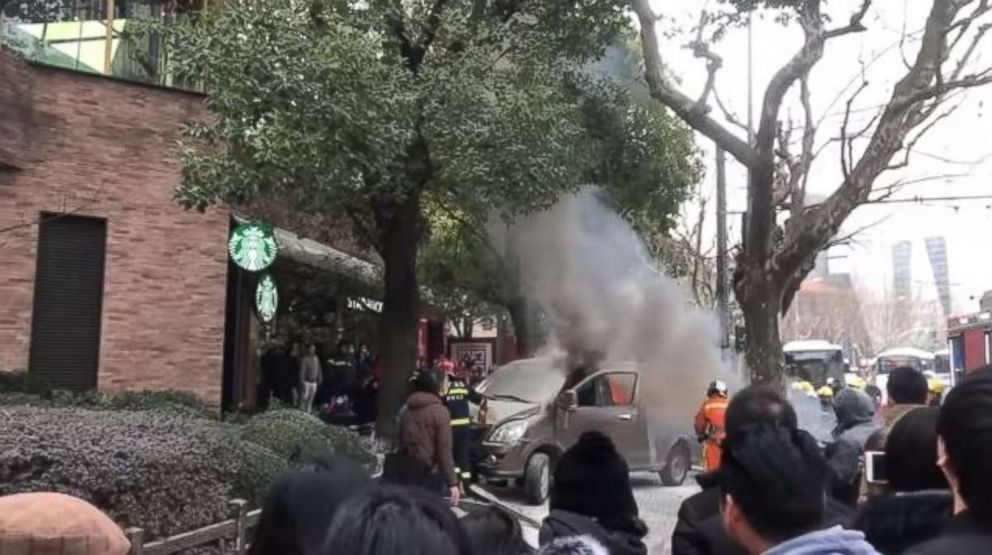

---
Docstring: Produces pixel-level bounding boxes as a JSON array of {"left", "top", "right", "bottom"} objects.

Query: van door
[{"left": 556, "top": 371, "right": 649, "bottom": 467}]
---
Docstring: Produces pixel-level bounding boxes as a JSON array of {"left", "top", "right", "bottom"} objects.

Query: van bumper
[{"left": 473, "top": 440, "right": 531, "bottom": 479}]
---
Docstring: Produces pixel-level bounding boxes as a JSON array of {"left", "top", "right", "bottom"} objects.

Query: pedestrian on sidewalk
[
  {"left": 299, "top": 343, "right": 321, "bottom": 413},
  {"left": 383, "top": 370, "right": 459, "bottom": 504}
]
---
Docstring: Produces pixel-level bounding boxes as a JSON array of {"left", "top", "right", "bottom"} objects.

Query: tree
[
  {"left": 418, "top": 38, "right": 702, "bottom": 357},
  {"left": 631, "top": 0, "right": 992, "bottom": 385},
  {"left": 158, "top": 0, "right": 634, "bottom": 433}
]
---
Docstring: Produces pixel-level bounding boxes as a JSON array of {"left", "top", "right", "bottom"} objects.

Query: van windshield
[{"left": 479, "top": 360, "right": 567, "bottom": 404}]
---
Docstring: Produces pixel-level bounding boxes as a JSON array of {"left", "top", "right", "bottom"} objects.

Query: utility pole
[
  {"left": 716, "top": 147, "right": 730, "bottom": 351},
  {"left": 743, "top": 10, "right": 754, "bottom": 247}
]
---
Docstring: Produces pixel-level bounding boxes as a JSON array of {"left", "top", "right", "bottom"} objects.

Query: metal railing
[{"left": 0, "top": 0, "right": 199, "bottom": 90}]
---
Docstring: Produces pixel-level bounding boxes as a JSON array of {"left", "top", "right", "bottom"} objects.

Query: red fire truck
[{"left": 947, "top": 309, "right": 992, "bottom": 383}]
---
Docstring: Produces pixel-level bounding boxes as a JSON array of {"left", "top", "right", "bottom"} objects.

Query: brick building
[
  {"left": 0, "top": 50, "right": 449, "bottom": 410},
  {"left": 0, "top": 51, "right": 230, "bottom": 401}
]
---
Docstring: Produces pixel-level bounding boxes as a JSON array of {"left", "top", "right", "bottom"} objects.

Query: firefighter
[
  {"left": 817, "top": 384, "right": 834, "bottom": 409},
  {"left": 439, "top": 358, "right": 481, "bottom": 487},
  {"left": 694, "top": 380, "right": 729, "bottom": 472},
  {"left": 928, "top": 378, "right": 945, "bottom": 406}
]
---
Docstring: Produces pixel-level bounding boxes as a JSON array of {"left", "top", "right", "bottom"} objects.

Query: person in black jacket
[
  {"left": 671, "top": 386, "right": 852, "bottom": 555},
  {"left": 540, "top": 431, "right": 648, "bottom": 555},
  {"left": 906, "top": 367, "right": 992, "bottom": 555},
  {"left": 851, "top": 406, "right": 952, "bottom": 554}
]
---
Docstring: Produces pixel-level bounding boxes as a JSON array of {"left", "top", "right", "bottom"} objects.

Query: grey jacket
[{"left": 764, "top": 526, "right": 880, "bottom": 555}]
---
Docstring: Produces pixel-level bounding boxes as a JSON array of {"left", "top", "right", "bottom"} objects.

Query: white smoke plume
[{"left": 493, "top": 189, "right": 734, "bottom": 424}]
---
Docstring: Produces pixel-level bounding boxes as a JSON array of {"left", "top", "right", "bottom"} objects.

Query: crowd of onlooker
[
  {"left": 674, "top": 364, "right": 992, "bottom": 555},
  {"left": 3, "top": 364, "right": 991, "bottom": 555},
  {"left": 258, "top": 339, "right": 380, "bottom": 423}
]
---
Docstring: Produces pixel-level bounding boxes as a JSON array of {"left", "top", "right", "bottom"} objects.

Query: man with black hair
[
  {"left": 886, "top": 366, "right": 929, "bottom": 406},
  {"left": 907, "top": 366, "right": 992, "bottom": 554},
  {"left": 671, "top": 386, "right": 852, "bottom": 555},
  {"left": 864, "top": 366, "right": 930, "bottom": 467},
  {"left": 878, "top": 366, "right": 928, "bottom": 434},
  {"left": 720, "top": 424, "right": 879, "bottom": 555}
]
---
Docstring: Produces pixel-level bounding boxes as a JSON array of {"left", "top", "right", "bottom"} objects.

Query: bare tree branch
[
  {"left": 824, "top": 0, "right": 873, "bottom": 39},
  {"left": 776, "top": 0, "right": 992, "bottom": 287},
  {"left": 794, "top": 73, "right": 815, "bottom": 212},
  {"left": 629, "top": 0, "right": 756, "bottom": 166},
  {"left": 838, "top": 79, "right": 869, "bottom": 185},
  {"left": 712, "top": 89, "right": 754, "bottom": 135},
  {"left": 867, "top": 171, "right": 970, "bottom": 202},
  {"left": 688, "top": 9, "right": 722, "bottom": 112},
  {"left": 886, "top": 103, "right": 960, "bottom": 171}
]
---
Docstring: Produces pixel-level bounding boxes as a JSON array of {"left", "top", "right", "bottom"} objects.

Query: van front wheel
[
  {"left": 524, "top": 453, "right": 551, "bottom": 505},
  {"left": 659, "top": 441, "right": 690, "bottom": 486}
]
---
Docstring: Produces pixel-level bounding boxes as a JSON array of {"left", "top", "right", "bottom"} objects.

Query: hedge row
[
  {"left": 0, "top": 380, "right": 377, "bottom": 538},
  {"left": 0, "top": 407, "right": 238, "bottom": 538}
]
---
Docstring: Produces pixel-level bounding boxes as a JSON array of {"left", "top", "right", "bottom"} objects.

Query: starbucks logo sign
[
  {"left": 229, "top": 223, "right": 277, "bottom": 271},
  {"left": 256, "top": 274, "right": 278, "bottom": 323}
]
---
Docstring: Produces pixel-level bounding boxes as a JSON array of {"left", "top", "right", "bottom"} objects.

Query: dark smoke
[{"left": 494, "top": 189, "right": 734, "bottom": 423}]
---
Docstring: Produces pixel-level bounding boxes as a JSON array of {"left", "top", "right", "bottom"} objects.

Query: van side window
[
  {"left": 576, "top": 378, "right": 598, "bottom": 407},
  {"left": 606, "top": 374, "right": 636, "bottom": 406},
  {"left": 575, "top": 373, "right": 637, "bottom": 407}
]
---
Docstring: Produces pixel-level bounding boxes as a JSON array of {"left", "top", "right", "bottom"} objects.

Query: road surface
[{"left": 478, "top": 471, "right": 702, "bottom": 554}]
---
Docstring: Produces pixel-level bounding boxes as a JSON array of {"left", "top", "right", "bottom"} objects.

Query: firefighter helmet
[{"left": 708, "top": 380, "right": 729, "bottom": 398}]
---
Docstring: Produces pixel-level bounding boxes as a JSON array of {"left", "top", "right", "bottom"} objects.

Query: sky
[{"left": 647, "top": 0, "right": 992, "bottom": 315}]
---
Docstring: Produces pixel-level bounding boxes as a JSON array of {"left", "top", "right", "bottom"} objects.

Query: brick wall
[{"left": 0, "top": 53, "right": 228, "bottom": 403}]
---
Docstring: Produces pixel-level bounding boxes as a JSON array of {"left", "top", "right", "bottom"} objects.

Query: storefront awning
[
  {"left": 272, "top": 227, "right": 381, "bottom": 288},
  {"left": 232, "top": 214, "right": 381, "bottom": 288}
]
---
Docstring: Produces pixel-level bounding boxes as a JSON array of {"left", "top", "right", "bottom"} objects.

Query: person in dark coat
[
  {"left": 671, "top": 386, "right": 852, "bottom": 555},
  {"left": 851, "top": 406, "right": 952, "bottom": 554},
  {"left": 384, "top": 371, "right": 459, "bottom": 504},
  {"left": 540, "top": 431, "right": 648, "bottom": 555},
  {"left": 827, "top": 387, "right": 882, "bottom": 507},
  {"left": 906, "top": 367, "right": 992, "bottom": 555},
  {"left": 249, "top": 455, "right": 371, "bottom": 555}
]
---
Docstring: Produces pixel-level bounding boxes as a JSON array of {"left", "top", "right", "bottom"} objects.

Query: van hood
[{"left": 485, "top": 399, "right": 542, "bottom": 425}]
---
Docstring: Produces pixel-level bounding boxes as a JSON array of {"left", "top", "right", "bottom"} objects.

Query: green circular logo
[
  {"left": 256, "top": 273, "right": 278, "bottom": 323},
  {"left": 229, "top": 223, "right": 277, "bottom": 272}
]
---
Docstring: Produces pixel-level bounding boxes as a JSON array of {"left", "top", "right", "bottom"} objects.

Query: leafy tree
[
  {"left": 157, "top": 0, "right": 632, "bottom": 432},
  {"left": 632, "top": 0, "right": 992, "bottom": 385},
  {"left": 418, "top": 38, "right": 701, "bottom": 356}
]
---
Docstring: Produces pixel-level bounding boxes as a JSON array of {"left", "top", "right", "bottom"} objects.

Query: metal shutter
[{"left": 28, "top": 214, "right": 107, "bottom": 391}]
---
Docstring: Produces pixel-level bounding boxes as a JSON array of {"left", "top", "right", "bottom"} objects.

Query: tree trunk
[
  {"left": 735, "top": 260, "right": 785, "bottom": 388},
  {"left": 375, "top": 194, "right": 422, "bottom": 439},
  {"left": 508, "top": 296, "right": 542, "bottom": 358}
]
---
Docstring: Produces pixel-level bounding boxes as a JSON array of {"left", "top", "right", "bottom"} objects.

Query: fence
[
  {"left": 126, "top": 500, "right": 260, "bottom": 555},
  {"left": 124, "top": 488, "right": 538, "bottom": 554}
]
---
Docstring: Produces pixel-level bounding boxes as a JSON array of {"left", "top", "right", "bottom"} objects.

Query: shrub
[
  {"left": 240, "top": 410, "right": 376, "bottom": 469},
  {"left": 0, "top": 387, "right": 213, "bottom": 419},
  {"left": 0, "top": 371, "right": 47, "bottom": 394},
  {"left": 106, "top": 390, "right": 212, "bottom": 418},
  {"left": 0, "top": 407, "right": 238, "bottom": 538},
  {"left": 233, "top": 441, "right": 287, "bottom": 508}
]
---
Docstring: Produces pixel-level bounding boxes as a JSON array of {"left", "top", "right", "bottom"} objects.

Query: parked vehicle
[
  {"left": 471, "top": 357, "right": 698, "bottom": 505},
  {"left": 783, "top": 340, "right": 847, "bottom": 387},
  {"left": 871, "top": 347, "right": 937, "bottom": 404}
]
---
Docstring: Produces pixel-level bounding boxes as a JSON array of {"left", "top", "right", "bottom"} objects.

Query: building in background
[
  {"left": 892, "top": 241, "right": 913, "bottom": 300},
  {"left": 925, "top": 236, "right": 952, "bottom": 316}
]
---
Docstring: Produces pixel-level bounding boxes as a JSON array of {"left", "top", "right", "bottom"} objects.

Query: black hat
[{"left": 550, "top": 431, "right": 642, "bottom": 535}]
